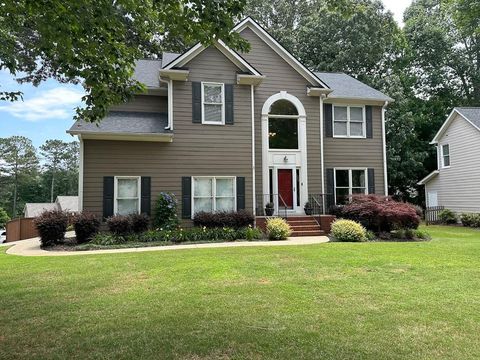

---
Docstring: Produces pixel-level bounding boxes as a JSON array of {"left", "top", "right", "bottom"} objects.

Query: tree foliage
[{"left": 0, "top": 208, "right": 10, "bottom": 228}]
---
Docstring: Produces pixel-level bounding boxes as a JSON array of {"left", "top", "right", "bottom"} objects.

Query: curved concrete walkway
[{"left": 5, "top": 236, "right": 329, "bottom": 257}]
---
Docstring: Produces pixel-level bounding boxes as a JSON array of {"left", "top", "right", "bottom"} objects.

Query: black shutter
[
  {"left": 140, "top": 177, "right": 151, "bottom": 215},
  {"left": 192, "top": 82, "right": 201, "bottom": 123},
  {"left": 368, "top": 168, "right": 375, "bottom": 194},
  {"left": 366, "top": 106, "right": 373, "bottom": 138},
  {"left": 103, "top": 176, "right": 114, "bottom": 219},
  {"left": 326, "top": 168, "right": 335, "bottom": 211},
  {"left": 225, "top": 84, "right": 234, "bottom": 125},
  {"left": 324, "top": 103, "right": 333, "bottom": 137},
  {"left": 182, "top": 177, "right": 192, "bottom": 219},
  {"left": 236, "top": 177, "right": 245, "bottom": 210}
]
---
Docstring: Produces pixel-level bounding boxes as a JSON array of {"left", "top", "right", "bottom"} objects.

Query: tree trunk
[{"left": 50, "top": 170, "right": 55, "bottom": 203}]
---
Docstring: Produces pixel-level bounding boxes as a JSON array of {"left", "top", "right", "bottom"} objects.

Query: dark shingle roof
[
  {"left": 455, "top": 107, "right": 480, "bottom": 129},
  {"left": 68, "top": 111, "right": 171, "bottom": 135},
  {"left": 133, "top": 60, "right": 162, "bottom": 88},
  {"left": 315, "top": 72, "right": 393, "bottom": 102}
]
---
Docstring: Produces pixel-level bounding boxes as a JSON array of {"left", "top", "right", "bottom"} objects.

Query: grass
[{"left": 1, "top": 225, "right": 480, "bottom": 359}]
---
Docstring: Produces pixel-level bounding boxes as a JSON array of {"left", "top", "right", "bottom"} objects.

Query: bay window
[
  {"left": 114, "top": 176, "right": 141, "bottom": 215},
  {"left": 193, "top": 177, "right": 236, "bottom": 214},
  {"left": 334, "top": 169, "right": 367, "bottom": 205},
  {"left": 333, "top": 105, "right": 365, "bottom": 138},
  {"left": 202, "top": 82, "right": 224, "bottom": 124}
]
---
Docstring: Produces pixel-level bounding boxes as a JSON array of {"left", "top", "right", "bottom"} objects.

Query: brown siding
[
  {"left": 323, "top": 105, "right": 385, "bottom": 195},
  {"left": 111, "top": 95, "right": 167, "bottom": 113},
  {"left": 83, "top": 47, "right": 253, "bottom": 222},
  {"left": 239, "top": 28, "right": 322, "bottom": 197}
]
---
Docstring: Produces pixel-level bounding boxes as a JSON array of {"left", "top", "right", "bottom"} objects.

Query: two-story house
[
  {"left": 418, "top": 107, "right": 480, "bottom": 213},
  {"left": 68, "top": 17, "right": 392, "bottom": 231}
]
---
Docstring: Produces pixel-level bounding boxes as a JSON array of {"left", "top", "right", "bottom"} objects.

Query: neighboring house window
[
  {"left": 268, "top": 99, "right": 299, "bottom": 149},
  {"left": 193, "top": 177, "right": 236, "bottom": 214},
  {"left": 427, "top": 191, "right": 438, "bottom": 207},
  {"left": 333, "top": 105, "right": 365, "bottom": 138},
  {"left": 114, "top": 176, "right": 141, "bottom": 215},
  {"left": 441, "top": 144, "right": 450, "bottom": 167},
  {"left": 202, "top": 82, "right": 224, "bottom": 124},
  {"left": 334, "top": 169, "right": 367, "bottom": 204}
]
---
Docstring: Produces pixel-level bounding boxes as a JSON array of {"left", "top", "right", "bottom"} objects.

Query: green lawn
[{"left": 1, "top": 226, "right": 480, "bottom": 359}]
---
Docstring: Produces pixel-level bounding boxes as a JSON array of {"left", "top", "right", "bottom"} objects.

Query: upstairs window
[
  {"left": 333, "top": 105, "right": 365, "bottom": 138},
  {"left": 441, "top": 144, "right": 450, "bottom": 167},
  {"left": 202, "top": 82, "right": 224, "bottom": 124},
  {"left": 268, "top": 99, "right": 299, "bottom": 149}
]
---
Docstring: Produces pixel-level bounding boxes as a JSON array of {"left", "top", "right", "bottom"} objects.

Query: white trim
[
  {"left": 78, "top": 136, "right": 84, "bottom": 211},
  {"left": 332, "top": 104, "right": 366, "bottom": 138},
  {"left": 233, "top": 17, "right": 329, "bottom": 88},
  {"left": 251, "top": 84, "right": 256, "bottom": 217},
  {"left": 261, "top": 91, "right": 306, "bottom": 117},
  {"left": 273, "top": 166, "right": 298, "bottom": 212},
  {"left": 320, "top": 95, "right": 326, "bottom": 213},
  {"left": 237, "top": 74, "right": 265, "bottom": 85},
  {"left": 113, "top": 176, "right": 141, "bottom": 215},
  {"left": 168, "top": 79, "right": 173, "bottom": 130},
  {"left": 191, "top": 176, "right": 237, "bottom": 218},
  {"left": 201, "top": 82, "right": 225, "bottom": 125},
  {"left": 417, "top": 170, "right": 439, "bottom": 185},
  {"left": 333, "top": 168, "right": 368, "bottom": 205},
  {"left": 382, "top": 101, "right": 388, "bottom": 195},
  {"left": 163, "top": 40, "right": 261, "bottom": 76},
  {"left": 431, "top": 108, "right": 480, "bottom": 144},
  {"left": 159, "top": 69, "right": 189, "bottom": 81},
  {"left": 440, "top": 143, "right": 451, "bottom": 168},
  {"left": 67, "top": 132, "right": 173, "bottom": 142}
]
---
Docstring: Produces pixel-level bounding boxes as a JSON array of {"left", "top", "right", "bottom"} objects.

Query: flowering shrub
[
  {"left": 266, "top": 217, "right": 292, "bottom": 240},
  {"left": 153, "top": 192, "right": 179, "bottom": 230},
  {"left": 337, "top": 195, "right": 420, "bottom": 232},
  {"left": 193, "top": 210, "right": 254, "bottom": 229},
  {"left": 73, "top": 212, "right": 100, "bottom": 244},
  {"left": 34, "top": 210, "right": 69, "bottom": 246},
  {"left": 331, "top": 219, "right": 366, "bottom": 242}
]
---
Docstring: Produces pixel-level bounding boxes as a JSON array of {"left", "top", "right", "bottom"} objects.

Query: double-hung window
[
  {"left": 333, "top": 105, "right": 365, "bottom": 137},
  {"left": 202, "top": 82, "right": 224, "bottom": 124},
  {"left": 334, "top": 169, "right": 367, "bottom": 205},
  {"left": 114, "top": 176, "right": 141, "bottom": 215},
  {"left": 193, "top": 177, "right": 236, "bottom": 215},
  {"left": 441, "top": 144, "right": 450, "bottom": 168}
]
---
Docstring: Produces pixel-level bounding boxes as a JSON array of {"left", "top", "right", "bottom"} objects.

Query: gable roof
[
  {"left": 315, "top": 72, "right": 393, "bottom": 102},
  {"left": 431, "top": 107, "right": 480, "bottom": 144},
  {"left": 55, "top": 196, "right": 79, "bottom": 212},
  {"left": 134, "top": 60, "right": 162, "bottom": 89},
  {"left": 233, "top": 17, "right": 328, "bottom": 88},
  {"left": 24, "top": 203, "right": 57, "bottom": 218}
]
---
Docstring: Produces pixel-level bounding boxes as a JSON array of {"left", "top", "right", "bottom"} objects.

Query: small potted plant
[
  {"left": 304, "top": 202, "right": 313, "bottom": 215},
  {"left": 265, "top": 202, "right": 275, "bottom": 216}
]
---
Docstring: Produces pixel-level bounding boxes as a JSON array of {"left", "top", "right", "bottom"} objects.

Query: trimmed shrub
[
  {"left": 337, "top": 194, "right": 420, "bottom": 232},
  {"left": 460, "top": 213, "right": 480, "bottom": 228},
  {"left": 266, "top": 217, "right": 292, "bottom": 240},
  {"left": 34, "top": 210, "right": 69, "bottom": 246},
  {"left": 129, "top": 213, "right": 150, "bottom": 233},
  {"left": 193, "top": 210, "right": 255, "bottom": 229},
  {"left": 439, "top": 209, "right": 457, "bottom": 224},
  {"left": 106, "top": 215, "right": 132, "bottom": 236},
  {"left": 331, "top": 219, "right": 366, "bottom": 242},
  {"left": 153, "top": 192, "right": 179, "bottom": 230},
  {"left": 73, "top": 212, "right": 100, "bottom": 244}
]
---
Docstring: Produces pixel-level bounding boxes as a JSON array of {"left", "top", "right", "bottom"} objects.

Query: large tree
[{"left": 0, "top": 0, "right": 248, "bottom": 123}]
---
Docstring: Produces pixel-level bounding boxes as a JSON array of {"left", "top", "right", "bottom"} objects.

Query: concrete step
[
  {"left": 291, "top": 230, "right": 326, "bottom": 237},
  {"left": 289, "top": 224, "right": 322, "bottom": 231}
]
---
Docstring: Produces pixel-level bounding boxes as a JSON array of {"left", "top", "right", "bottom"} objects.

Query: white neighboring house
[
  {"left": 418, "top": 107, "right": 480, "bottom": 213},
  {"left": 23, "top": 196, "right": 79, "bottom": 218}
]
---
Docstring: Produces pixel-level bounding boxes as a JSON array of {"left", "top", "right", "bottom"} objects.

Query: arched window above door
[
  {"left": 269, "top": 99, "right": 298, "bottom": 116},
  {"left": 268, "top": 99, "right": 299, "bottom": 150}
]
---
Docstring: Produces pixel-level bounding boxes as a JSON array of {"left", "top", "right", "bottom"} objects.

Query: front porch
[{"left": 256, "top": 214, "right": 336, "bottom": 237}]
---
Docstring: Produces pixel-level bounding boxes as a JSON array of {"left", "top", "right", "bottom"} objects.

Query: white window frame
[
  {"left": 114, "top": 176, "right": 141, "bottom": 215},
  {"left": 333, "top": 168, "right": 368, "bottom": 205},
  {"left": 201, "top": 82, "right": 225, "bottom": 125},
  {"left": 441, "top": 144, "right": 450, "bottom": 168},
  {"left": 332, "top": 105, "right": 366, "bottom": 138},
  {"left": 191, "top": 176, "right": 237, "bottom": 218}
]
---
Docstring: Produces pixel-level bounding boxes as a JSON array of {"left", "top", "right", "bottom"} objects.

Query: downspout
[
  {"left": 319, "top": 94, "right": 326, "bottom": 214},
  {"left": 251, "top": 84, "right": 256, "bottom": 217},
  {"left": 382, "top": 101, "right": 389, "bottom": 195},
  {"left": 78, "top": 136, "right": 84, "bottom": 211},
  {"left": 159, "top": 78, "right": 173, "bottom": 130}
]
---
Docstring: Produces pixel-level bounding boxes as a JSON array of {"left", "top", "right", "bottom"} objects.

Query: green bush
[
  {"left": 90, "top": 233, "right": 125, "bottom": 246},
  {"left": 460, "top": 213, "right": 480, "bottom": 228},
  {"left": 266, "top": 218, "right": 292, "bottom": 240},
  {"left": 439, "top": 209, "right": 457, "bottom": 224},
  {"left": 331, "top": 219, "right": 366, "bottom": 242},
  {"left": 0, "top": 207, "right": 10, "bottom": 228},
  {"left": 153, "top": 192, "right": 179, "bottom": 230}
]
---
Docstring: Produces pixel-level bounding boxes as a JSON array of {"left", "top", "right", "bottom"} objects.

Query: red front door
[{"left": 277, "top": 169, "right": 294, "bottom": 209}]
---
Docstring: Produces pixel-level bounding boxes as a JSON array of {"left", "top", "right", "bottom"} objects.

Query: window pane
[
  {"left": 336, "top": 188, "right": 349, "bottom": 205},
  {"left": 194, "top": 178, "right": 212, "bottom": 197},
  {"left": 442, "top": 144, "right": 449, "bottom": 156},
  {"left": 350, "top": 122, "right": 363, "bottom": 136},
  {"left": 216, "top": 178, "right": 234, "bottom": 197},
  {"left": 334, "top": 121, "right": 347, "bottom": 136},
  {"left": 352, "top": 170, "right": 365, "bottom": 187},
  {"left": 444, "top": 155, "right": 450, "bottom": 167},
  {"left": 204, "top": 104, "right": 222, "bottom": 123},
  {"left": 336, "top": 170, "right": 349, "bottom": 187},
  {"left": 204, "top": 84, "right": 222, "bottom": 103},
  {"left": 118, "top": 178, "right": 138, "bottom": 198},
  {"left": 194, "top": 198, "right": 213, "bottom": 213},
  {"left": 268, "top": 118, "right": 298, "bottom": 149},
  {"left": 117, "top": 199, "right": 138, "bottom": 215},
  {"left": 334, "top": 106, "right": 347, "bottom": 120},
  {"left": 350, "top": 107, "right": 363, "bottom": 121},
  {"left": 269, "top": 100, "right": 298, "bottom": 115},
  {"left": 352, "top": 187, "right": 366, "bottom": 195},
  {"left": 216, "top": 197, "right": 235, "bottom": 212}
]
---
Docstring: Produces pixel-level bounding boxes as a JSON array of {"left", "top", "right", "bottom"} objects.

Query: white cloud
[{"left": 0, "top": 87, "right": 83, "bottom": 121}]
